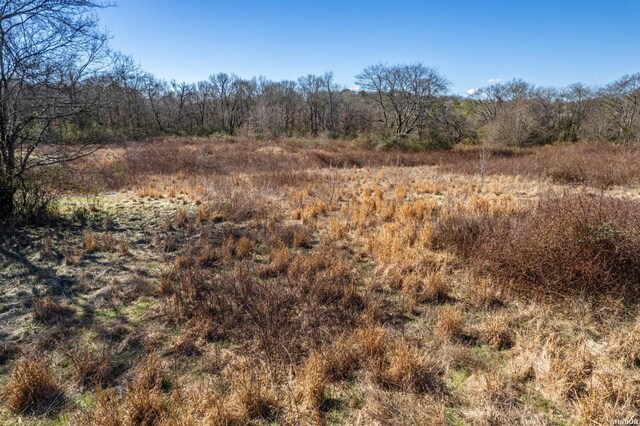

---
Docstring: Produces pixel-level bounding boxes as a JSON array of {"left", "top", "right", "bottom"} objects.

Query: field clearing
[{"left": 1, "top": 138, "right": 640, "bottom": 425}]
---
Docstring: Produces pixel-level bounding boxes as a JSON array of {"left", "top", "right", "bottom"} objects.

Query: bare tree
[
  {"left": 468, "top": 78, "right": 533, "bottom": 124},
  {"left": 600, "top": 74, "right": 640, "bottom": 144},
  {"left": 355, "top": 63, "right": 449, "bottom": 138},
  {"left": 103, "top": 54, "right": 150, "bottom": 133},
  {"left": 557, "top": 83, "right": 592, "bottom": 142},
  {"left": 298, "top": 74, "right": 325, "bottom": 136},
  {"left": 323, "top": 72, "right": 341, "bottom": 138},
  {"left": 142, "top": 74, "right": 168, "bottom": 133},
  {"left": 250, "top": 78, "right": 300, "bottom": 138},
  {"left": 0, "top": 0, "right": 110, "bottom": 219}
]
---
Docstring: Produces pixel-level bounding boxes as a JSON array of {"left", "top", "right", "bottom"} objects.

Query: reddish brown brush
[
  {"left": 478, "top": 194, "right": 640, "bottom": 298},
  {"left": 434, "top": 143, "right": 640, "bottom": 188},
  {"left": 162, "top": 241, "right": 368, "bottom": 361}
]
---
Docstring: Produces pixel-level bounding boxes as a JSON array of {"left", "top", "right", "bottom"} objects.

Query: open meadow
[{"left": 1, "top": 137, "right": 640, "bottom": 425}]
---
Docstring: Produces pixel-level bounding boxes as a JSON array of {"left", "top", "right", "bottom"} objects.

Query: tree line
[
  {"left": 86, "top": 58, "right": 640, "bottom": 149},
  {"left": 1, "top": 1, "right": 639, "bottom": 220}
]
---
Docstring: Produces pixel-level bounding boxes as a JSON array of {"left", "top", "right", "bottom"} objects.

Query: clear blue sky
[{"left": 99, "top": 0, "right": 640, "bottom": 95}]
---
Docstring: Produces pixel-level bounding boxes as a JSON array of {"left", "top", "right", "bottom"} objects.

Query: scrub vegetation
[
  {"left": 2, "top": 138, "right": 640, "bottom": 425},
  {"left": 1, "top": 1, "right": 640, "bottom": 425}
]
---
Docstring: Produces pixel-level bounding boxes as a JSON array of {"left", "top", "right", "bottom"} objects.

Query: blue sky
[{"left": 99, "top": 0, "right": 640, "bottom": 95}]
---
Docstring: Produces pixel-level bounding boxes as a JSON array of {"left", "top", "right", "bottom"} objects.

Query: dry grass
[
  {"left": 4, "top": 358, "right": 64, "bottom": 415},
  {"left": 32, "top": 296, "right": 75, "bottom": 324},
  {"left": 70, "top": 347, "right": 113, "bottom": 389},
  {"left": 83, "top": 231, "right": 128, "bottom": 254},
  {"left": 478, "top": 314, "right": 513, "bottom": 350},
  {"left": 372, "top": 341, "right": 442, "bottom": 393},
  {"left": 434, "top": 305, "right": 466, "bottom": 342},
  {"left": 162, "top": 243, "right": 368, "bottom": 361},
  {"left": 4, "top": 137, "right": 640, "bottom": 424}
]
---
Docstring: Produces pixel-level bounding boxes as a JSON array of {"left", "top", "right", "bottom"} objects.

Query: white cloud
[
  {"left": 487, "top": 78, "right": 503, "bottom": 84},
  {"left": 466, "top": 88, "right": 478, "bottom": 95}
]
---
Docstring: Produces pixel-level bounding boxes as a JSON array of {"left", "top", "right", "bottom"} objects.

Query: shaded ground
[{"left": 0, "top": 193, "right": 190, "bottom": 352}]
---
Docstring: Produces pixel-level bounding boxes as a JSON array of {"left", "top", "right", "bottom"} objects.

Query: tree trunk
[{"left": 0, "top": 177, "right": 14, "bottom": 220}]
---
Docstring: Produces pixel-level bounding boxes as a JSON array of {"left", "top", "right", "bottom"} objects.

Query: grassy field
[{"left": 1, "top": 137, "right": 640, "bottom": 425}]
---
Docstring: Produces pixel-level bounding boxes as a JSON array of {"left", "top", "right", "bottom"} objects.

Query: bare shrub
[
  {"left": 10, "top": 178, "right": 58, "bottom": 225},
  {"left": 162, "top": 255, "right": 366, "bottom": 360},
  {"left": 541, "top": 143, "right": 640, "bottom": 187},
  {"left": 432, "top": 212, "right": 500, "bottom": 258},
  {"left": 479, "top": 194, "right": 640, "bottom": 298},
  {"left": 432, "top": 143, "right": 640, "bottom": 188},
  {"left": 433, "top": 193, "right": 640, "bottom": 300}
]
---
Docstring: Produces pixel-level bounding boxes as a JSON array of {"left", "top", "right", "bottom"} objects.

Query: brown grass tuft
[
  {"left": 32, "top": 296, "right": 75, "bottom": 324},
  {"left": 4, "top": 358, "right": 64, "bottom": 415},
  {"left": 83, "top": 231, "right": 118, "bottom": 253},
  {"left": 130, "top": 354, "right": 169, "bottom": 391},
  {"left": 230, "top": 362, "right": 280, "bottom": 422},
  {"left": 70, "top": 347, "right": 113, "bottom": 389},
  {"left": 71, "top": 387, "right": 122, "bottom": 426},
  {"left": 609, "top": 323, "right": 640, "bottom": 367},
  {"left": 478, "top": 314, "right": 514, "bottom": 350},
  {"left": 372, "top": 341, "right": 442, "bottom": 393},
  {"left": 295, "top": 354, "right": 328, "bottom": 414},
  {"left": 434, "top": 305, "right": 466, "bottom": 341},
  {"left": 125, "top": 381, "right": 166, "bottom": 426}
]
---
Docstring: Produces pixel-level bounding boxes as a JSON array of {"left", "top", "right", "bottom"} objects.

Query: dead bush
[
  {"left": 433, "top": 143, "right": 640, "bottom": 188},
  {"left": 542, "top": 143, "right": 640, "bottom": 187},
  {"left": 479, "top": 194, "right": 640, "bottom": 299},
  {"left": 432, "top": 212, "right": 500, "bottom": 258},
  {"left": 162, "top": 256, "right": 366, "bottom": 361}
]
